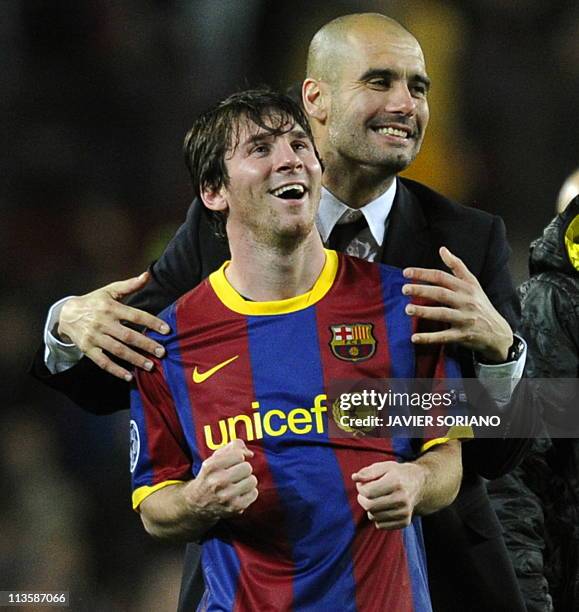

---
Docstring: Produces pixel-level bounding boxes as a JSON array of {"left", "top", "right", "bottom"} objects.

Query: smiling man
[
  {"left": 302, "top": 16, "right": 528, "bottom": 611},
  {"left": 304, "top": 15, "right": 431, "bottom": 208},
  {"left": 130, "top": 89, "right": 463, "bottom": 611}
]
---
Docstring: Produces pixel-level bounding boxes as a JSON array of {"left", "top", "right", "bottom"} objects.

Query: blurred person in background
[
  {"left": 31, "top": 12, "right": 534, "bottom": 612},
  {"left": 489, "top": 172, "right": 579, "bottom": 612}
]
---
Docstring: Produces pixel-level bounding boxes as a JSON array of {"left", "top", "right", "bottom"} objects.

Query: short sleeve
[
  {"left": 414, "top": 339, "right": 473, "bottom": 454},
  {"left": 130, "top": 358, "right": 192, "bottom": 510}
]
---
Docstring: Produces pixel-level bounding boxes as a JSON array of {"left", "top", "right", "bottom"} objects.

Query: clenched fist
[
  {"left": 184, "top": 439, "right": 259, "bottom": 522},
  {"left": 139, "top": 439, "right": 259, "bottom": 541},
  {"left": 352, "top": 461, "right": 426, "bottom": 530}
]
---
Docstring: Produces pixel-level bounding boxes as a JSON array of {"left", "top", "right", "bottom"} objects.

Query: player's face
[
  {"left": 325, "top": 29, "right": 430, "bottom": 174},
  {"left": 220, "top": 119, "right": 322, "bottom": 245}
]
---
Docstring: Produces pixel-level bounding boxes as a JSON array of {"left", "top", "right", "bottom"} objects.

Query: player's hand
[
  {"left": 352, "top": 461, "right": 426, "bottom": 530},
  {"left": 402, "top": 247, "right": 513, "bottom": 363},
  {"left": 184, "top": 439, "right": 258, "bottom": 521},
  {"left": 57, "top": 272, "right": 170, "bottom": 381}
]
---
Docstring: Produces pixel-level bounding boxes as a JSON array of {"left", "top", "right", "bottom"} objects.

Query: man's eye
[
  {"left": 252, "top": 144, "right": 270, "bottom": 155},
  {"left": 411, "top": 84, "right": 428, "bottom": 97},
  {"left": 367, "top": 78, "right": 390, "bottom": 89},
  {"left": 292, "top": 141, "right": 308, "bottom": 151}
]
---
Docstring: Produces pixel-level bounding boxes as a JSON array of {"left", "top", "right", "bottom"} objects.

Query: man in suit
[{"left": 33, "top": 13, "right": 530, "bottom": 611}]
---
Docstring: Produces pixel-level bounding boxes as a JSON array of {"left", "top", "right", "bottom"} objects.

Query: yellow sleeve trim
[
  {"left": 419, "top": 426, "right": 474, "bottom": 454},
  {"left": 420, "top": 437, "right": 449, "bottom": 454},
  {"left": 209, "top": 249, "right": 339, "bottom": 315},
  {"left": 132, "top": 480, "right": 184, "bottom": 511}
]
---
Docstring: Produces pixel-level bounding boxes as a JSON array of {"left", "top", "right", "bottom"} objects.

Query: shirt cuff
[
  {"left": 44, "top": 297, "right": 84, "bottom": 374},
  {"left": 473, "top": 335, "right": 527, "bottom": 410}
]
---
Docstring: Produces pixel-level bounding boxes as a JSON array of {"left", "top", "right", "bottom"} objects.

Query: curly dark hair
[{"left": 183, "top": 88, "right": 316, "bottom": 240}]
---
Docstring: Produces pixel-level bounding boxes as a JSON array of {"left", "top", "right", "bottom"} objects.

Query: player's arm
[
  {"left": 412, "top": 439, "right": 462, "bottom": 514},
  {"left": 131, "top": 349, "right": 258, "bottom": 542},
  {"left": 138, "top": 440, "right": 258, "bottom": 542},
  {"left": 352, "top": 440, "right": 462, "bottom": 530}
]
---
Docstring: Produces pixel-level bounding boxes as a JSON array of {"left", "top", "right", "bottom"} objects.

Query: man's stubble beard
[
  {"left": 244, "top": 208, "right": 317, "bottom": 253},
  {"left": 327, "top": 108, "right": 422, "bottom": 177},
  {"left": 331, "top": 130, "right": 419, "bottom": 177}
]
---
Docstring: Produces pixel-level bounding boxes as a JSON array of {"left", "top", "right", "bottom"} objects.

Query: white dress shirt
[{"left": 316, "top": 182, "right": 396, "bottom": 249}]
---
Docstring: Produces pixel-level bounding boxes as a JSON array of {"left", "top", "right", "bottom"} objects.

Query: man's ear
[
  {"left": 302, "top": 78, "right": 328, "bottom": 123},
  {"left": 201, "top": 185, "right": 228, "bottom": 212}
]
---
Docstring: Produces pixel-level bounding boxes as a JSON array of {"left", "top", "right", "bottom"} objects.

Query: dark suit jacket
[{"left": 31, "top": 177, "right": 530, "bottom": 611}]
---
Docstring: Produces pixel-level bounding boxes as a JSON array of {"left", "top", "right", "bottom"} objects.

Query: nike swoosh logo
[{"left": 193, "top": 355, "right": 239, "bottom": 383}]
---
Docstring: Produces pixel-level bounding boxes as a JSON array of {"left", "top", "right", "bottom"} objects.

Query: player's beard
[
  {"left": 258, "top": 209, "right": 316, "bottom": 253},
  {"left": 231, "top": 195, "right": 317, "bottom": 254}
]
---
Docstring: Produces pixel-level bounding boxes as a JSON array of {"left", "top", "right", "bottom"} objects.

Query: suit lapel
[{"left": 381, "top": 179, "right": 434, "bottom": 269}]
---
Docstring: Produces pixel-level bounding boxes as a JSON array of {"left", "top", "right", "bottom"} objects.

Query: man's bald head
[
  {"left": 302, "top": 12, "right": 430, "bottom": 204},
  {"left": 557, "top": 168, "right": 579, "bottom": 214},
  {"left": 306, "top": 13, "right": 417, "bottom": 85}
]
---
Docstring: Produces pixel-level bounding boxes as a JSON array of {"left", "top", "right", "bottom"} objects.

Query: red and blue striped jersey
[{"left": 130, "top": 250, "right": 461, "bottom": 612}]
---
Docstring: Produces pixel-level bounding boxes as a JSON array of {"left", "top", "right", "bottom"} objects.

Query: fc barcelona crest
[{"left": 329, "top": 323, "right": 376, "bottom": 362}]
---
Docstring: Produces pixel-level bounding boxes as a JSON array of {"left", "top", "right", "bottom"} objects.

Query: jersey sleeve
[
  {"left": 130, "top": 357, "right": 192, "bottom": 510},
  {"left": 414, "top": 328, "right": 473, "bottom": 453}
]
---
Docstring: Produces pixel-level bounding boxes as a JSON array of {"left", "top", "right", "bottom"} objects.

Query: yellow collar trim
[{"left": 209, "top": 249, "right": 338, "bottom": 315}]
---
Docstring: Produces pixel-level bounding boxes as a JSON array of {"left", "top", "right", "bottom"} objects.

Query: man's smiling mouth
[
  {"left": 270, "top": 183, "right": 307, "bottom": 200},
  {"left": 373, "top": 126, "right": 410, "bottom": 139}
]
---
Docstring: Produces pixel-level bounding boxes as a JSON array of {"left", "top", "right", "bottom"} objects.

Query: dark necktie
[{"left": 328, "top": 210, "right": 379, "bottom": 261}]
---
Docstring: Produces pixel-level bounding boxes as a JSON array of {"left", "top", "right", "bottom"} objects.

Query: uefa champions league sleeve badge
[{"left": 129, "top": 420, "right": 140, "bottom": 474}]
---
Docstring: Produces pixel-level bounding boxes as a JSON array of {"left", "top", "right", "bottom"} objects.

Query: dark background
[{"left": 3, "top": 1, "right": 579, "bottom": 609}]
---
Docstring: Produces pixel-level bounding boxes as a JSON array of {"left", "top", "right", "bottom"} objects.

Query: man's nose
[
  {"left": 274, "top": 141, "right": 303, "bottom": 172},
  {"left": 384, "top": 82, "right": 417, "bottom": 115}
]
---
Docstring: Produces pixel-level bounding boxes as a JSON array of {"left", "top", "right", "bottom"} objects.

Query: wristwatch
[{"left": 504, "top": 336, "right": 525, "bottom": 363}]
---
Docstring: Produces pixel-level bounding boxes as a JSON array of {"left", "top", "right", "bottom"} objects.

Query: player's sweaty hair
[{"left": 183, "top": 88, "right": 318, "bottom": 240}]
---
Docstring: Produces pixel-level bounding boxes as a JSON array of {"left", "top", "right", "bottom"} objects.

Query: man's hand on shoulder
[
  {"left": 402, "top": 247, "right": 513, "bottom": 362},
  {"left": 57, "top": 272, "right": 170, "bottom": 381}
]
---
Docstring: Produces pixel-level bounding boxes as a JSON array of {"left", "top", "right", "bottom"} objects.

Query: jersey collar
[{"left": 209, "top": 249, "right": 339, "bottom": 315}]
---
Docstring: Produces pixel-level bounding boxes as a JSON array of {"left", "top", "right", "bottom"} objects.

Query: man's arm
[
  {"left": 404, "top": 244, "right": 528, "bottom": 410},
  {"left": 352, "top": 440, "right": 462, "bottom": 530},
  {"left": 131, "top": 350, "right": 257, "bottom": 542},
  {"left": 30, "top": 200, "right": 213, "bottom": 413},
  {"left": 138, "top": 440, "right": 258, "bottom": 542},
  {"left": 402, "top": 218, "right": 537, "bottom": 478}
]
